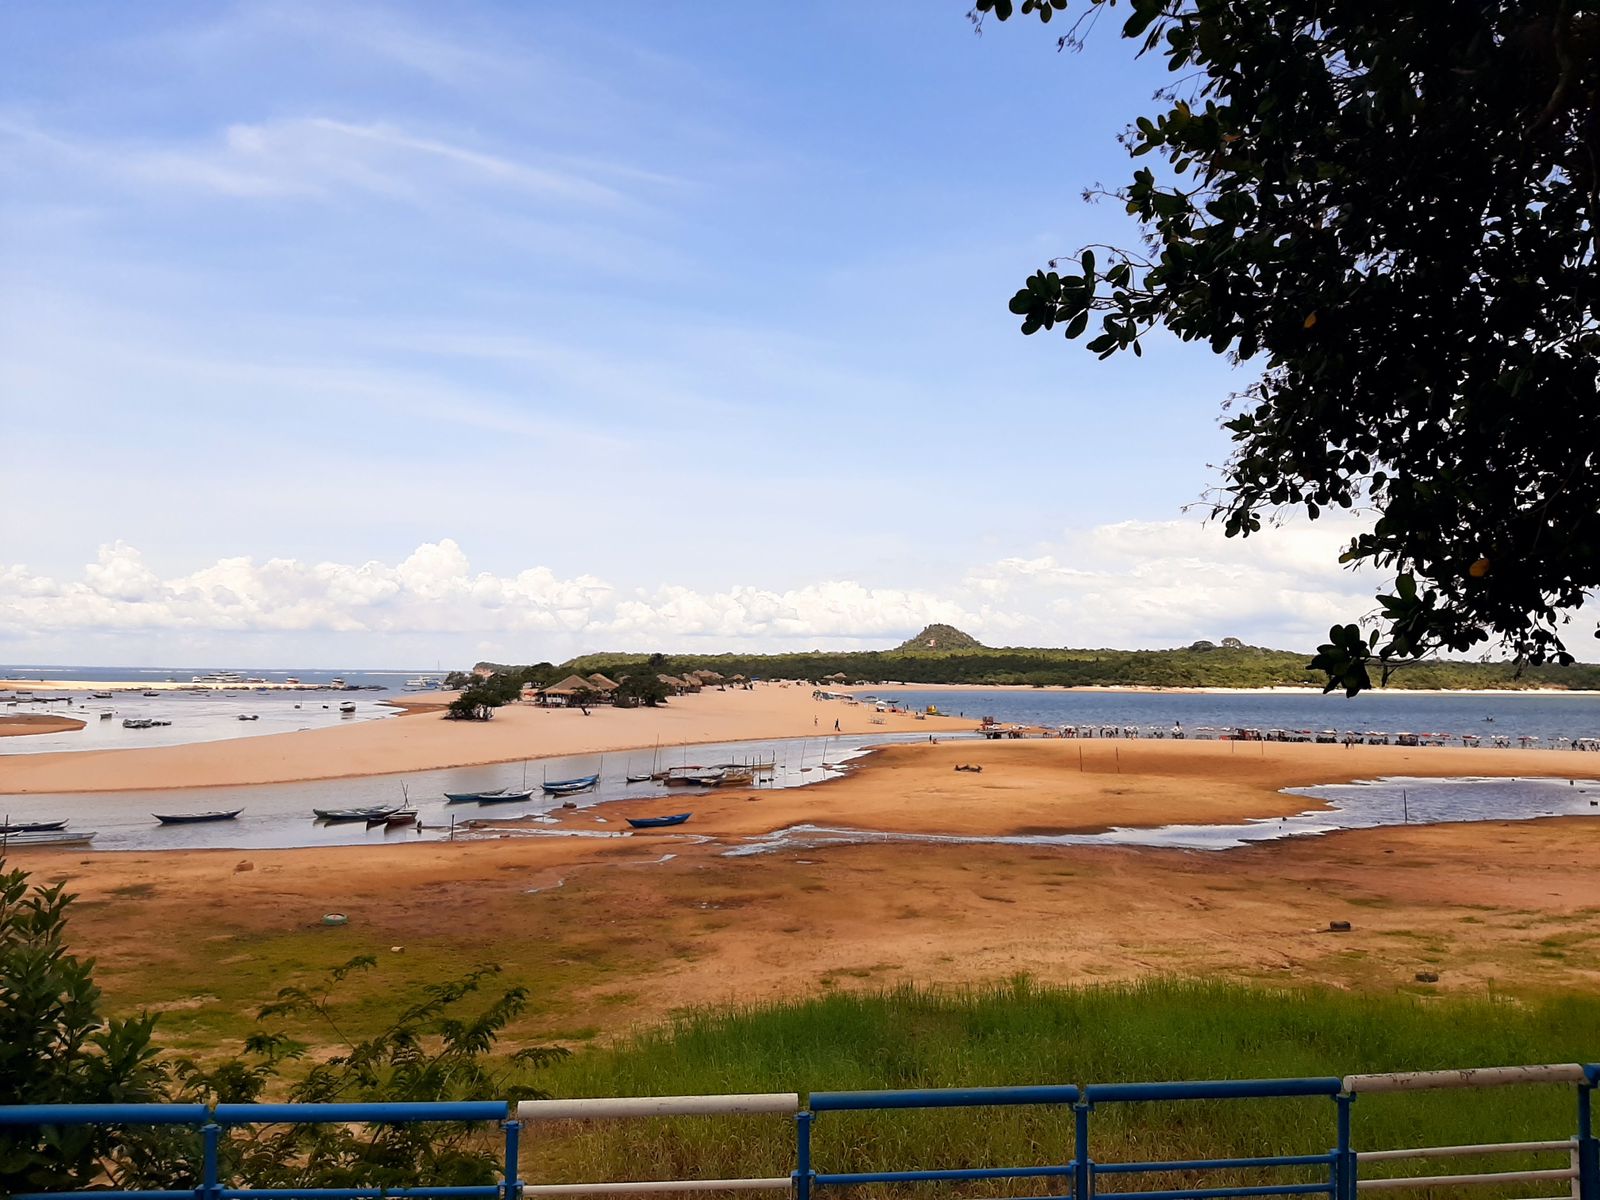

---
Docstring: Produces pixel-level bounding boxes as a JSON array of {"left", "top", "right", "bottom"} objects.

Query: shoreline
[
  {"left": 848, "top": 682, "right": 1600, "bottom": 697},
  {"left": 0, "top": 684, "right": 974, "bottom": 795}
]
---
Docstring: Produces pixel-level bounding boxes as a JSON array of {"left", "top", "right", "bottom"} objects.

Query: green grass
[{"left": 528, "top": 978, "right": 1599, "bottom": 1196}]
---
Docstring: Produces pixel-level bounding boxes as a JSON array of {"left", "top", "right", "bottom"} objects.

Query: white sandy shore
[{"left": 1, "top": 683, "right": 973, "bottom": 794}]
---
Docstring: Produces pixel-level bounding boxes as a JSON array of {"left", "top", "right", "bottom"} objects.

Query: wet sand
[{"left": 0, "top": 714, "right": 86, "bottom": 737}]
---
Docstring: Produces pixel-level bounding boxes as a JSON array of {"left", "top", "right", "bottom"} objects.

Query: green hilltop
[
  {"left": 894, "top": 624, "right": 983, "bottom": 652},
  {"left": 455, "top": 633, "right": 1600, "bottom": 693}
]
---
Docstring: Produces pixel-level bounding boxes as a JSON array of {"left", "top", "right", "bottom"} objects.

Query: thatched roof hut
[
  {"left": 542, "top": 674, "right": 597, "bottom": 695},
  {"left": 586, "top": 673, "right": 620, "bottom": 692}
]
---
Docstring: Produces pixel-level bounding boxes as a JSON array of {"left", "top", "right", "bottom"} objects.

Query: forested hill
[{"left": 495, "top": 642, "right": 1600, "bottom": 692}]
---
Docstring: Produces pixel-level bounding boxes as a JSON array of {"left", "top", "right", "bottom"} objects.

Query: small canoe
[
  {"left": 1, "top": 829, "right": 97, "bottom": 847},
  {"left": 665, "top": 771, "right": 724, "bottom": 787},
  {"left": 314, "top": 805, "right": 400, "bottom": 823},
  {"left": 625, "top": 773, "right": 654, "bottom": 784},
  {"left": 476, "top": 788, "right": 536, "bottom": 805},
  {"left": 154, "top": 809, "right": 243, "bottom": 825},
  {"left": 445, "top": 789, "right": 505, "bottom": 803},
  {"left": 542, "top": 774, "right": 599, "bottom": 795},
  {"left": 626, "top": 812, "right": 692, "bottom": 829},
  {"left": 382, "top": 811, "right": 418, "bottom": 828},
  {"left": 0, "top": 819, "right": 68, "bottom": 833}
]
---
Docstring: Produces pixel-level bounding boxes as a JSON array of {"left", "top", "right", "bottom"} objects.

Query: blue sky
[{"left": 1, "top": 2, "right": 1400, "bottom": 667}]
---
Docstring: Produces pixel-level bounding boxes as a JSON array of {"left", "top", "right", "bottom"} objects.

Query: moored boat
[
  {"left": 445, "top": 789, "right": 505, "bottom": 803},
  {"left": 0, "top": 819, "right": 69, "bottom": 833},
  {"left": 541, "top": 774, "right": 599, "bottom": 795},
  {"left": 313, "top": 805, "right": 401, "bottom": 823},
  {"left": 1, "top": 829, "right": 97, "bottom": 847},
  {"left": 154, "top": 809, "right": 243, "bottom": 825},
  {"left": 625, "top": 812, "right": 692, "bottom": 829},
  {"left": 476, "top": 788, "right": 536, "bottom": 804}
]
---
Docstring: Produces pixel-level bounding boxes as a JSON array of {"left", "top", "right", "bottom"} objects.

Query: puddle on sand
[{"left": 723, "top": 776, "right": 1600, "bottom": 857}]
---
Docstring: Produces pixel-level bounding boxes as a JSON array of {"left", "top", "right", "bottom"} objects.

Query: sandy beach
[
  {"left": 0, "top": 684, "right": 972, "bottom": 794},
  {"left": 23, "top": 733, "right": 1597, "bottom": 1053},
  {"left": 0, "top": 713, "right": 86, "bottom": 737}
]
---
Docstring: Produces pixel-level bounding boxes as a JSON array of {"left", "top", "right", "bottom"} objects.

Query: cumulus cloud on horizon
[{"left": 0, "top": 517, "right": 1414, "bottom": 666}]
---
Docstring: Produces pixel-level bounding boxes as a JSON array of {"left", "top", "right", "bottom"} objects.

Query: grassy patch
[{"left": 528, "top": 979, "right": 1599, "bottom": 1193}]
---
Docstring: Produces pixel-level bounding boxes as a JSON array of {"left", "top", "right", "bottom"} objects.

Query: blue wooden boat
[
  {"left": 625, "top": 812, "right": 692, "bottom": 829},
  {"left": 542, "top": 774, "right": 599, "bottom": 796},
  {"left": 445, "top": 789, "right": 505, "bottom": 803}
]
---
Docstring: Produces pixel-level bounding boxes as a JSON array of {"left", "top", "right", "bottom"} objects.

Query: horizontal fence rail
[{"left": 2, "top": 1063, "right": 1596, "bottom": 1200}]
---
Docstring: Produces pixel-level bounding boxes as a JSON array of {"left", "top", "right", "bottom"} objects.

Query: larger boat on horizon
[{"left": 404, "top": 676, "right": 441, "bottom": 689}]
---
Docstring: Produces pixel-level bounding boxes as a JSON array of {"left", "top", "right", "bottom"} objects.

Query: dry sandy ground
[
  {"left": 15, "top": 738, "right": 1599, "bottom": 1046},
  {"left": 0, "top": 713, "right": 86, "bottom": 737},
  {"left": 0, "top": 684, "right": 970, "bottom": 794}
]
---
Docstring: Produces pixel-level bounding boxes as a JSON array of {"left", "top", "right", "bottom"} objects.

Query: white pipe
[
  {"left": 522, "top": 1181, "right": 791, "bottom": 1195},
  {"left": 1357, "top": 1168, "right": 1575, "bottom": 1191},
  {"left": 1342, "top": 1064, "right": 1586, "bottom": 1094},
  {"left": 516, "top": 1094, "right": 800, "bottom": 1121},
  {"left": 1358, "top": 1140, "right": 1573, "bottom": 1162}
]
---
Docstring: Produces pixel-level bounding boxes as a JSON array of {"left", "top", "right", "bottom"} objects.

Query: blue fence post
[
  {"left": 1577, "top": 1081, "right": 1597, "bottom": 1200},
  {"left": 1073, "top": 1099, "right": 1092, "bottom": 1200},
  {"left": 1333, "top": 1093, "right": 1355, "bottom": 1200},
  {"left": 503, "top": 1118, "right": 522, "bottom": 1200},
  {"left": 200, "top": 1121, "right": 221, "bottom": 1200},
  {"left": 794, "top": 1110, "right": 813, "bottom": 1200}
]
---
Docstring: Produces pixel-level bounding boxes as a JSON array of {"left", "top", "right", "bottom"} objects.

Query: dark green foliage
[
  {"left": 0, "top": 858, "right": 168, "bottom": 1194},
  {"left": 614, "top": 674, "right": 670, "bottom": 708},
  {"left": 493, "top": 642, "right": 1600, "bottom": 692},
  {"left": 1, "top": 858, "right": 566, "bottom": 1195},
  {"left": 978, "top": 0, "right": 1600, "bottom": 691},
  {"left": 119, "top": 959, "right": 569, "bottom": 1193}
]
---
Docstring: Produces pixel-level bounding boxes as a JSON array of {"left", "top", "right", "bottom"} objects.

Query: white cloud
[{"left": 0, "top": 518, "right": 1414, "bottom": 666}]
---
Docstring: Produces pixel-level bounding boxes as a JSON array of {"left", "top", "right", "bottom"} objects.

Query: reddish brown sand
[{"left": 18, "top": 737, "right": 1598, "bottom": 1047}]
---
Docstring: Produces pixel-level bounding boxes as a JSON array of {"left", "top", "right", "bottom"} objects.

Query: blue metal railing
[{"left": 2, "top": 1064, "right": 1597, "bottom": 1200}]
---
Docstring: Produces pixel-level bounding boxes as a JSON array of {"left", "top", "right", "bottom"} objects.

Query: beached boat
[
  {"left": 445, "top": 788, "right": 505, "bottom": 803},
  {"left": 476, "top": 788, "right": 536, "bottom": 805},
  {"left": 1, "top": 829, "right": 96, "bottom": 847},
  {"left": 154, "top": 809, "right": 243, "bottom": 825},
  {"left": 665, "top": 769, "right": 724, "bottom": 787},
  {"left": 313, "top": 805, "right": 401, "bottom": 823},
  {"left": 0, "top": 819, "right": 68, "bottom": 833},
  {"left": 542, "top": 774, "right": 599, "bottom": 795},
  {"left": 625, "top": 812, "right": 692, "bottom": 829}
]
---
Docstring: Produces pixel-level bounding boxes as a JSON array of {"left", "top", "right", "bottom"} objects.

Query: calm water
[
  {"left": 0, "top": 733, "right": 882, "bottom": 852},
  {"left": 726, "top": 775, "right": 1600, "bottom": 857},
  {"left": 0, "top": 688, "right": 398, "bottom": 754},
  {"left": 860, "top": 688, "right": 1600, "bottom": 743}
]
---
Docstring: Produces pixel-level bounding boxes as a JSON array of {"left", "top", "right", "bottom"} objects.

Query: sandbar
[
  {"left": 0, "top": 684, "right": 972, "bottom": 794},
  {"left": 0, "top": 713, "right": 86, "bottom": 738}
]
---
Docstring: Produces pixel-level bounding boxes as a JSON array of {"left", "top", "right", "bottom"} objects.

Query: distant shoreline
[{"left": 844, "top": 682, "right": 1600, "bottom": 698}]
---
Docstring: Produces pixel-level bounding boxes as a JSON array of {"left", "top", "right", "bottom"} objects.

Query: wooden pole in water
[{"left": 1402, "top": 788, "right": 1409, "bottom": 824}]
